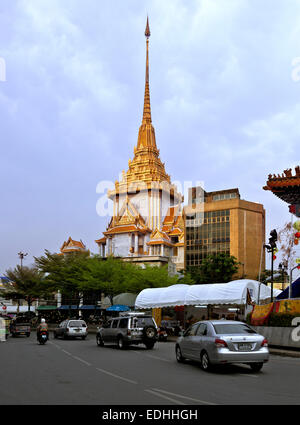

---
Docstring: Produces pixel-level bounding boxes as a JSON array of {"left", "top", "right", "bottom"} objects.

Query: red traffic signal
[
  {"left": 273, "top": 255, "right": 277, "bottom": 260},
  {"left": 289, "top": 205, "right": 296, "bottom": 214}
]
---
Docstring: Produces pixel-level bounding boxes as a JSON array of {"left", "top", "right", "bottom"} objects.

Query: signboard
[{"left": 274, "top": 299, "right": 300, "bottom": 314}]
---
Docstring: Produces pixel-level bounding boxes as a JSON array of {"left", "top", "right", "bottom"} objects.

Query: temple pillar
[{"left": 135, "top": 233, "right": 139, "bottom": 255}]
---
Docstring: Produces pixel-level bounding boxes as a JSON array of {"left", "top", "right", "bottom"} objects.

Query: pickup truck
[{"left": 10, "top": 316, "right": 31, "bottom": 337}]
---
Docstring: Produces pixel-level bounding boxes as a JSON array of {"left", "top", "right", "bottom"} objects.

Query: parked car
[
  {"left": 53, "top": 319, "right": 88, "bottom": 340},
  {"left": 175, "top": 320, "right": 269, "bottom": 372},
  {"left": 10, "top": 316, "right": 31, "bottom": 337},
  {"left": 96, "top": 312, "right": 158, "bottom": 349}
]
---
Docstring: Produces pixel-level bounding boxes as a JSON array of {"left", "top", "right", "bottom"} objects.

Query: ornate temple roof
[
  {"left": 60, "top": 237, "right": 87, "bottom": 255},
  {"left": 263, "top": 166, "right": 300, "bottom": 204}
]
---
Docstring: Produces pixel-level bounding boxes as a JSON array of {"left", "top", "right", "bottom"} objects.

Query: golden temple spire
[{"left": 142, "top": 16, "right": 152, "bottom": 125}]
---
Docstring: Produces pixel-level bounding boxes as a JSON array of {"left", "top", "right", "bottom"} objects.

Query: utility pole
[
  {"left": 18, "top": 251, "right": 28, "bottom": 269},
  {"left": 17, "top": 252, "right": 28, "bottom": 314}
]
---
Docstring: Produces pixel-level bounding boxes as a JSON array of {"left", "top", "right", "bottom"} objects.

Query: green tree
[
  {"left": 4, "top": 265, "right": 45, "bottom": 311},
  {"left": 34, "top": 250, "right": 89, "bottom": 302},
  {"left": 188, "top": 253, "right": 240, "bottom": 284}
]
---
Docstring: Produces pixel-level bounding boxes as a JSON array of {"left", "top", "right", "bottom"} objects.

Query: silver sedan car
[{"left": 175, "top": 320, "right": 269, "bottom": 372}]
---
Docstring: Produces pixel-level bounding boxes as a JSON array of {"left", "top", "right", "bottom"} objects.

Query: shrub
[
  {"left": 268, "top": 312, "right": 300, "bottom": 327},
  {"left": 246, "top": 312, "right": 252, "bottom": 325}
]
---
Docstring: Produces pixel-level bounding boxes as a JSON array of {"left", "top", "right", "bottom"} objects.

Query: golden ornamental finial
[{"left": 145, "top": 16, "right": 151, "bottom": 39}]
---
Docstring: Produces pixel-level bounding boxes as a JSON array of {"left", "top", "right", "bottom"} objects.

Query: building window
[{"left": 185, "top": 210, "right": 230, "bottom": 268}]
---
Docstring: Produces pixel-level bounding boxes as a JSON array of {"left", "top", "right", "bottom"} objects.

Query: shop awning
[
  {"left": 37, "top": 305, "right": 57, "bottom": 311},
  {"left": 58, "top": 305, "right": 78, "bottom": 310},
  {"left": 135, "top": 280, "right": 282, "bottom": 309},
  {"left": 79, "top": 305, "right": 102, "bottom": 310}
]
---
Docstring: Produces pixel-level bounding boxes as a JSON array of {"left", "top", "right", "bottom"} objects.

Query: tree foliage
[
  {"left": 278, "top": 221, "right": 297, "bottom": 271},
  {"left": 4, "top": 265, "right": 45, "bottom": 311},
  {"left": 188, "top": 253, "right": 240, "bottom": 284},
  {"left": 34, "top": 251, "right": 190, "bottom": 305}
]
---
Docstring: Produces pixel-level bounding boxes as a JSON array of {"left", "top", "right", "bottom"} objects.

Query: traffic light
[{"left": 269, "top": 229, "right": 277, "bottom": 250}]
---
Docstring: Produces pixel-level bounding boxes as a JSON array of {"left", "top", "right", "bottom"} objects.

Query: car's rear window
[
  {"left": 213, "top": 323, "right": 257, "bottom": 335},
  {"left": 68, "top": 321, "right": 86, "bottom": 328},
  {"left": 132, "top": 317, "right": 154, "bottom": 327}
]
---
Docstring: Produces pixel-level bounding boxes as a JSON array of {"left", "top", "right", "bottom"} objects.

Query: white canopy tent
[{"left": 135, "top": 280, "right": 282, "bottom": 309}]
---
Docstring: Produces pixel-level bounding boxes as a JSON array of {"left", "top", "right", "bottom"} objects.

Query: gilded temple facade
[{"left": 95, "top": 19, "right": 184, "bottom": 272}]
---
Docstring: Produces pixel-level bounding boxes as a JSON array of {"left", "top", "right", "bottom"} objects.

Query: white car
[{"left": 54, "top": 320, "right": 88, "bottom": 340}]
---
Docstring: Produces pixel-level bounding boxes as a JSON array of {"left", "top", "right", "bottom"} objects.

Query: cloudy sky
[{"left": 0, "top": 0, "right": 299, "bottom": 274}]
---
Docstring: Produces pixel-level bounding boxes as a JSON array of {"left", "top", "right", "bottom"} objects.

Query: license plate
[{"left": 238, "top": 343, "right": 252, "bottom": 351}]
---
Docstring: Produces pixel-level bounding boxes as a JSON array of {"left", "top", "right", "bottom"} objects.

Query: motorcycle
[{"left": 38, "top": 331, "right": 48, "bottom": 345}]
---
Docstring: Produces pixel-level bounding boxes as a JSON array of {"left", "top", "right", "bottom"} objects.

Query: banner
[
  {"left": 152, "top": 308, "right": 162, "bottom": 327},
  {"left": 251, "top": 303, "right": 274, "bottom": 326},
  {"left": 273, "top": 299, "right": 300, "bottom": 314}
]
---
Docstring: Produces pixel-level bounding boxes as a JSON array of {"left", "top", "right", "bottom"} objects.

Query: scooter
[{"left": 38, "top": 331, "right": 48, "bottom": 345}]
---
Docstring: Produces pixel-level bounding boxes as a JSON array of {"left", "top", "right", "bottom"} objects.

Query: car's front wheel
[
  {"left": 249, "top": 362, "right": 264, "bottom": 372},
  {"left": 175, "top": 345, "right": 185, "bottom": 363},
  {"left": 200, "top": 351, "right": 211, "bottom": 371},
  {"left": 117, "top": 336, "right": 126, "bottom": 349},
  {"left": 96, "top": 335, "right": 104, "bottom": 346}
]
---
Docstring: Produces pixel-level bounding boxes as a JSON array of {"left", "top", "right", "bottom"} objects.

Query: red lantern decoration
[
  {"left": 295, "top": 232, "right": 300, "bottom": 239},
  {"left": 295, "top": 239, "right": 299, "bottom": 245}
]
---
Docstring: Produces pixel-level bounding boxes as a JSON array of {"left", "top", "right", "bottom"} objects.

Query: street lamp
[
  {"left": 18, "top": 251, "right": 28, "bottom": 269},
  {"left": 264, "top": 229, "right": 278, "bottom": 302}
]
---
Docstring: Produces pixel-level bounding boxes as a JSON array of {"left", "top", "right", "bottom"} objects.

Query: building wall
[
  {"left": 111, "top": 234, "right": 131, "bottom": 257},
  {"left": 185, "top": 198, "right": 265, "bottom": 280}
]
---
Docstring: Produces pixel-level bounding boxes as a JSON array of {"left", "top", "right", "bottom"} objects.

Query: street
[{"left": 0, "top": 334, "right": 299, "bottom": 405}]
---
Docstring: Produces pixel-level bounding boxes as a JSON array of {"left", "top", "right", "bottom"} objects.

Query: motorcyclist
[{"left": 37, "top": 318, "right": 48, "bottom": 341}]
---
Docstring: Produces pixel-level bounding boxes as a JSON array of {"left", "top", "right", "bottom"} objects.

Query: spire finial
[
  {"left": 145, "top": 16, "right": 151, "bottom": 39},
  {"left": 142, "top": 16, "right": 152, "bottom": 124}
]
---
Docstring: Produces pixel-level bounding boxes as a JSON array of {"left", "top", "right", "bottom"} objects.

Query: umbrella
[{"left": 106, "top": 304, "right": 131, "bottom": 312}]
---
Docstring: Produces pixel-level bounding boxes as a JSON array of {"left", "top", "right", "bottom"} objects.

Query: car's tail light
[
  {"left": 261, "top": 338, "right": 268, "bottom": 347},
  {"left": 215, "top": 338, "right": 228, "bottom": 348},
  {"left": 127, "top": 330, "right": 131, "bottom": 336}
]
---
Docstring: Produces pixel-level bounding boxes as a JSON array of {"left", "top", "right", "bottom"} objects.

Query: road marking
[
  {"left": 49, "top": 342, "right": 61, "bottom": 350},
  {"left": 96, "top": 368, "right": 138, "bottom": 385},
  {"left": 145, "top": 389, "right": 186, "bottom": 405},
  {"left": 72, "top": 356, "right": 91, "bottom": 366},
  {"left": 61, "top": 349, "right": 72, "bottom": 356},
  {"left": 146, "top": 354, "right": 171, "bottom": 363},
  {"left": 151, "top": 388, "right": 217, "bottom": 405}
]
